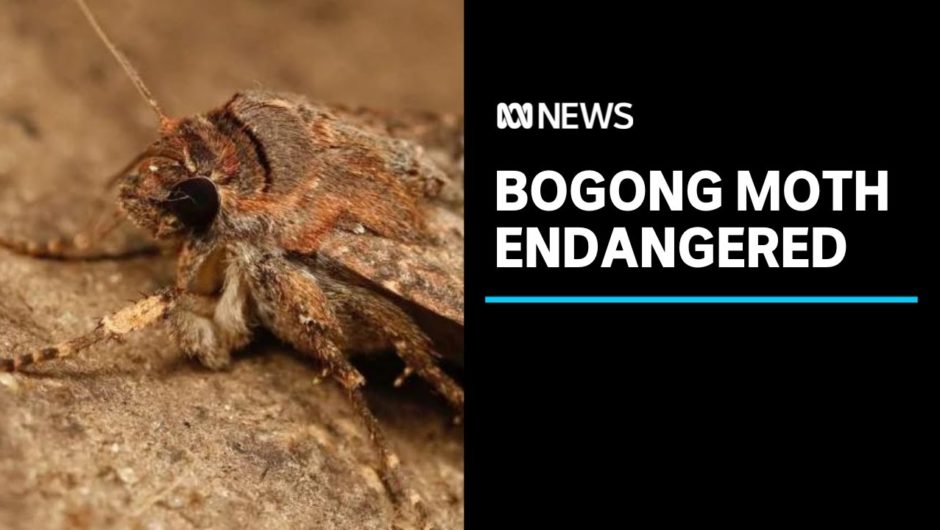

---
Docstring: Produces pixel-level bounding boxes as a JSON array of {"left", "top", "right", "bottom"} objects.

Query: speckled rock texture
[{"left": 0, "top": 1, "right": 464, "bottom": 528}]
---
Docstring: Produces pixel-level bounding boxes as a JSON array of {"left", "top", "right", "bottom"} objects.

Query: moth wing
[
  {"left": 332, "top": 106, "right": 464, "bottom": 194},
  {"left": 318, "top": 204, "right": 464, "bottom": 326},
  {"left": 331, "top": 106, "right": 463, "bottom": 157},
  {"left": 231, "top": 94, "right": 466, "bottom": 323}
]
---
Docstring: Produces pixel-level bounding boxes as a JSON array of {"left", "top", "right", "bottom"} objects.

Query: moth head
[
  {"left": 74, "top": 0, "right": 253, "bottom": 240},
  {"left": 119, "top": 123, "right": 227, "bottom": 239},
  {"left": 118, "top": 162, "right": 219, "bottom": 240},
  {"left": 73, "top": 0, "right": 227, "bottom": 239}
]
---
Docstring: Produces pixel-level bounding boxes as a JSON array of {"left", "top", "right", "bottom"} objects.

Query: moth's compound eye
[{"left": 165, "top": 177, "right": 220, "bottom": 231}]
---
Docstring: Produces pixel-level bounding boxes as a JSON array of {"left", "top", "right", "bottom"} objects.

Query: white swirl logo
[{"left": 496, "top": 102, "right": 533, "bottom": 129}]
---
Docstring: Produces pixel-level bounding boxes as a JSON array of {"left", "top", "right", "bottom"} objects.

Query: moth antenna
[{"left": 73, "top": 0, "right": 172, "bottom": 129}]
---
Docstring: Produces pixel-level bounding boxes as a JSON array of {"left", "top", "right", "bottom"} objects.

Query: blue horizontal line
[{"left": 485, "top": 296, "right": 918, "bottom": 304}]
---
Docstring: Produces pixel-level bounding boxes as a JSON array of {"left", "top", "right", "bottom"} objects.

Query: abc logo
[
  {"left": 496, "top": 102, "right": 633, "bottom": 130},
  {"left": 496, "top": 103, "right": 533, "bottom": 129}
]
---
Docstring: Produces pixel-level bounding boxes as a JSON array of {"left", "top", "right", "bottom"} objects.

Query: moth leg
[
  {"left": 169, "top": 242, "right": 254, "bottom": 370},
  {"left": 242, "top": 252, "right": 431, "bottom": 524},
  {"left": 0, "top": 208, "right": 158, "bottom": 260},
  {"left": 0, "top": 288, "right": 177, "bottom": 372},
  {"left": 324, "top": 280, "right": 464, "bottom": 415},
  {"left": 171, "top": 291, "right": 252, "bottom": 370}
]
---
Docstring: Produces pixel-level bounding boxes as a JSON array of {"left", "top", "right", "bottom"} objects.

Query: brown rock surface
[{"left": 0, "top": 1, "right": 463, "bottom": 528}]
